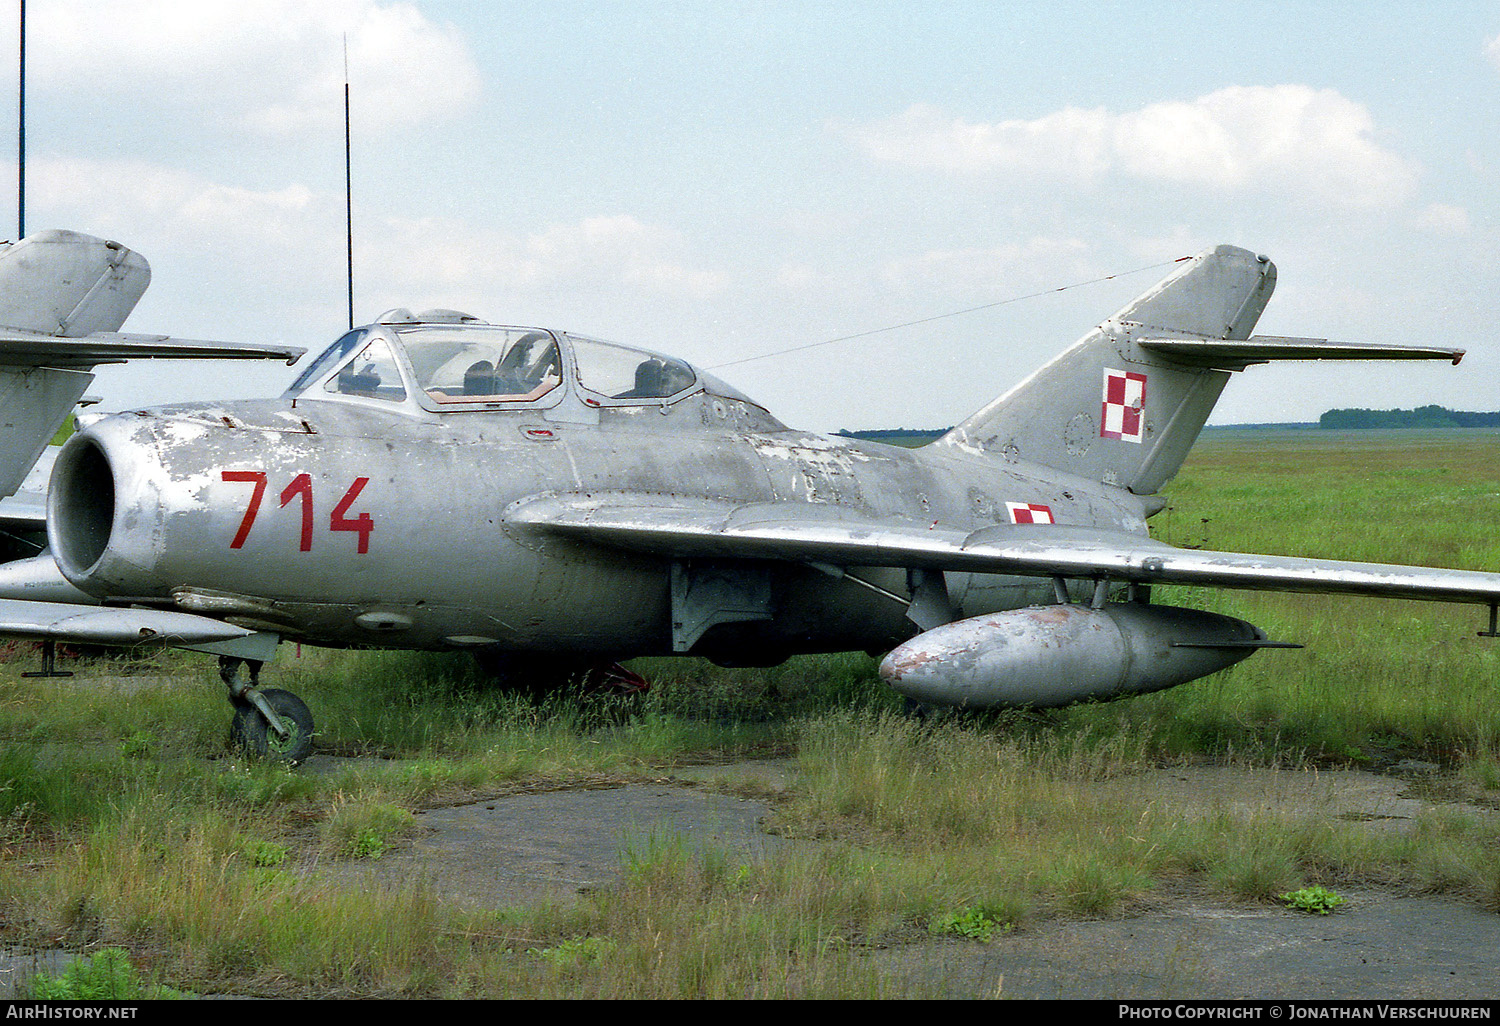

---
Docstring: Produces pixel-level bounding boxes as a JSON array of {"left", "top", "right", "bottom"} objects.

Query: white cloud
[
  {"left": 28, "top": 157, "right": 332, "bottom": 248},
  {"left": 1411, "top": 202, "right": 1471, "bottom": 236},
  {"left": 842, "top": 85, "right": 1418, "bottom": 209},
  {"left": 28, "top": 1, "right": 480, "bottom": 136},
  {"left": 1486, "top": 33, "right": 1500, "bottom": 71},
  {"left": 20, "top": 153, "right": 729, "bottom": 352},
  {"left": 877, "top": 238, "right": 1092, "bottom": 296},
  {"left": 844, "top": 103, "right": 1113, "bottom": 180},
  {"left": 369, "top": 213, "right": 727, "bottom": 307}
]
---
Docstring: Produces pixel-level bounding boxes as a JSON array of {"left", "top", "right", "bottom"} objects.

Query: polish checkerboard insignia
[
  {"left": 1006, "top": 502, "right": 1054, "bottom": 524},
  {"left": 1101, "top": 368, "right": 1147, "bottom": 443}
]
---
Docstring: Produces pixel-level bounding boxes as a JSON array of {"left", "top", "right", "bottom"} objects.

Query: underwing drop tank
[{"left": 879, "top": 603, "right": 1266, "bottom": 709}]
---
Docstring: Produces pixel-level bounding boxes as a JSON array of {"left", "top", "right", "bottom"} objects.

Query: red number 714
[{"left": 223, "top": 471, "right": 373, "bottom": 553}]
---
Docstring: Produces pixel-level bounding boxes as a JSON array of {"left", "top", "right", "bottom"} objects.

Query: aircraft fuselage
[{"left": 49, "top": 391, "right": 1150, "bottom": 663}]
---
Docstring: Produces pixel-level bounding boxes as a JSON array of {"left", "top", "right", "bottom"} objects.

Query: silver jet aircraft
[{"left": 4, "top": 237, "right": 1499, "bottom": 764}]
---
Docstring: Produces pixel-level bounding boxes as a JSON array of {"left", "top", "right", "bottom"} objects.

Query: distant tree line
[
  {"left": 1319, "top": 405, "right": 1500, "bottom": 429},
  {"left": 837, "top": 428, "right": 951, "bottom": 444}
]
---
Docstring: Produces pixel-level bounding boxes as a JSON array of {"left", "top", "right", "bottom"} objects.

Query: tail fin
[
  {"left": 935, "top": 244, "right": 1465, "bottom": 496},
  {"left": 0, "top": 231, "right": 304, "bottom": 502},
  {"left": 935, "top": 245, "right": 1273, "bottom": 495},
  {"left": 0, "top": 230, "right": 150, "bottom": 499}
]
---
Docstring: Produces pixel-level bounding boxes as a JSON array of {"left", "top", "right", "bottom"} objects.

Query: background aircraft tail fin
[
  {"left": 0, "top": 230, "right": 304, "bottom": 503},
  {"left": 0, "top": 230, "right": 151, "bottom": 500},
  {"left": 0, "top": 228, "right": 150, "bottom": 337}
]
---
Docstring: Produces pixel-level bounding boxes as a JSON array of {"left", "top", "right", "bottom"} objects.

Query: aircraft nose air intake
[
  {"left": 48, "top": 435, "right": 117, "bottom": 578},
  {"left": 47, "top": 419, "right": 171, "bottom": 598}
]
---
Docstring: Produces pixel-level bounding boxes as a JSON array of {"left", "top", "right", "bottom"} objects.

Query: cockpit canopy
[
  {"left": 406, "top": 327, "right": 563, "bottom": 404},
  {"left": 285, "top": 313, "right": 760, "bottom": 421}
]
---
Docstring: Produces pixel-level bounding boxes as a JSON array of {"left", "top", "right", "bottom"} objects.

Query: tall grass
[{"left": 1102, "top": 429, "right": 1500, "bottom": 763}]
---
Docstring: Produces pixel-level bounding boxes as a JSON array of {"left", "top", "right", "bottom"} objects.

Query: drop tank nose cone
[{"left": 878, "top": 645, "right": 933, "bottom": 685}]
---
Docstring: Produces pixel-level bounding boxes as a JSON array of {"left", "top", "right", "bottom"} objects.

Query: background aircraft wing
[
  {"left": 0, "top": 330, "right": 305, "bottom": 367},
  {"left": 508, "top": 492, "right": 1500, "bottom": 607},
  {"left": 0, "top": 490, "right": 45, "bottom": 538}
]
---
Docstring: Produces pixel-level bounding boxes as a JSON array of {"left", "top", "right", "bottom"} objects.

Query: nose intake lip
[{"left": 49, "top": 435, "right": 117, "bottom": 578}]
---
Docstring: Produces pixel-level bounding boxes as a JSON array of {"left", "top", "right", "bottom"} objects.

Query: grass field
[{"left": 1, "top": 429, "right": 1498, "bottom": 997}]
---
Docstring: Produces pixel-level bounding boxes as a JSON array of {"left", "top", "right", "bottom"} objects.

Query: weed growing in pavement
[{"left": 1280, "top": 885, "right": 1348, "bottom": 914}]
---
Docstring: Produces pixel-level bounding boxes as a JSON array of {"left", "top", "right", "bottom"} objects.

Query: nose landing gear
[{"left": 219, "top": 656, "right": 315, "bottom": 765}]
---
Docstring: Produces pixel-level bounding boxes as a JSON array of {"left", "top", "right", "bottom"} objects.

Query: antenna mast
[
  {"left": 343, "top": 36, "right": 353, "bottom": 330},
  {"left": 17, "top": 0, "right": 24, "bottom": 238}
]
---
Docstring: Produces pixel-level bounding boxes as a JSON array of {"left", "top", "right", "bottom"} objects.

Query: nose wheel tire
[{"left": 230, "top": 687, "right": 315, "bottom": 765}]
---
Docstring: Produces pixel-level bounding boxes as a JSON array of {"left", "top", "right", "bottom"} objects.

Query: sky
[{"left": 6, "top": 0, "right": 1500, "bottom": 432}]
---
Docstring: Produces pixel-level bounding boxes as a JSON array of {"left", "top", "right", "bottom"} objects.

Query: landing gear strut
[
  {"left": 220, "top": 656, "right": 315, "bottom": 765},
  {"left": 21, "top": 639, "right": 74, "bottom": 678}
]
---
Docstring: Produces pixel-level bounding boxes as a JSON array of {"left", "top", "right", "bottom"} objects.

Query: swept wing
[{"left": 507, "top": 492, "right": 1500, "bottom": 607}]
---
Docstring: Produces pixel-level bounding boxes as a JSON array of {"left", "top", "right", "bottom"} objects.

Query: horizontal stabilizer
[
  {"left": 508, "top": 492, "right": 1500, "bottom": 607},
  {"left": 0, "top": 597, "right": 259, "bottom": 646},
  {"left": 0, "top": 330, "right": 305, "bottom": 367},
  {"left": 1139, "top": 336, "right": 1465, "bottom": 370}
]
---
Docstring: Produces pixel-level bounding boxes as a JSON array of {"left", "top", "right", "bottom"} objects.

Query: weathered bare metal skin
[{"left": 53, "top": 386, "right": 1135, "bottom": 655}]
